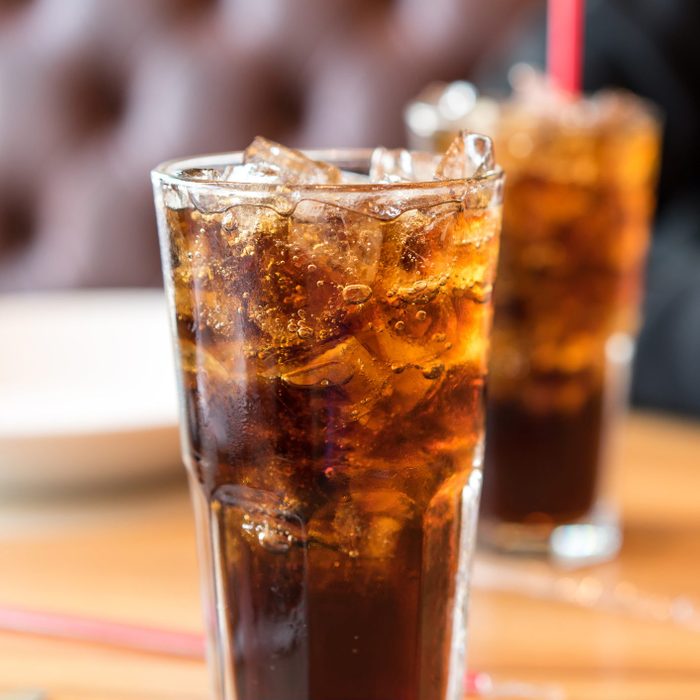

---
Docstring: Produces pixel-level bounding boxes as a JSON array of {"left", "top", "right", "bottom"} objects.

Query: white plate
[{"left": 0, "top": 289, "right": 182, "bottom": 493}]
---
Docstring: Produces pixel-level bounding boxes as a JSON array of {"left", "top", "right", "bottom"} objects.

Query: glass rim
[{"left": 151, "top": 148, "right": 504, "bottom": 194}]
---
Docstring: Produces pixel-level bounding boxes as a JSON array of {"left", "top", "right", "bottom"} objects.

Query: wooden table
[{"left": 1, "top": 412, "right": 699, "bottom": 699}]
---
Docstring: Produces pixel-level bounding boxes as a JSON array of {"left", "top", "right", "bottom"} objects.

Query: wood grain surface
[{"left": 1, "top": 411, "right": 699, "bottom": 699}]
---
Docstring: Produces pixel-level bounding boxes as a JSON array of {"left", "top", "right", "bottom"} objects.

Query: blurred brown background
[{"left": 0, "top": 0, "right": 533, "bottom": 291}]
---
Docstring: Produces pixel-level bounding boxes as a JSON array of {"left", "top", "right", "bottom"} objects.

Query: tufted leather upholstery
[{"left": 0, "top": 0, "right": 533, "bottom": 290}]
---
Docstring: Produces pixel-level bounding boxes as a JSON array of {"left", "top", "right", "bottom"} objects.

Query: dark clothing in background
[
  {"left": 476, "top": 0, "right": 700, "bottom": 416},
  {"left": 585, "top": 1, "right": 700, "bottom": 418}
]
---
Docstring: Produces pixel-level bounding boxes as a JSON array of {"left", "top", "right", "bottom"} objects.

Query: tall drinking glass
[
  {"left": 152, "top": 145, "right": 502, "bottom": 700},
  {"left": 407, "top": 80, "right": 661, "bottom": 562}
]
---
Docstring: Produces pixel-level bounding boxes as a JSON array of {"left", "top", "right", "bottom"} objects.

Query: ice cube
[
  {"left": 370, "top": 148, "right": 412, "bottom": 182},
  {"left": 373, "top": 205, "right": 460, "bottom": 293},
  {"left": 244, "top": 136, "right": 342, "bottom": 185},
  {"left": 178, "top": 338, "right": 230, "bottom": 381},
  {"left": 307, "top": 488, "right": 415, "bottom": 559},
  {"left": 281, "top": 337, "right": 389, "bottom": 398},
  {"left": 369, "top": 148, "right": 441, "bottom": 183},
  {"left": 435, "top": 130, "right": 495, "bottom": 180},
  {"left": 276, "top": 336, "right": 392, "bottom": 426},
  {"left": 288, "top": 199, "right": 383, "bottom": 287},
  {"left": 347, "top": 494, "right": 414, "bottom": 559},
  {"left": 162, "top": 183, "right": 190, "bottom": 210},
  {"left": 226, "top": 163, "right": 282, "bottom": 184}
]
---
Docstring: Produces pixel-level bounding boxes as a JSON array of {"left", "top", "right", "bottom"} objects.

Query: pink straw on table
[
  {"left": 547, "top": 0, "right": 585, "bottom": 94},
  {"left": 0, "top": 604, "right": 204, "bottom": 659},
  {"left": 0, "top": 603, "right": 564, "bottom": 698}
]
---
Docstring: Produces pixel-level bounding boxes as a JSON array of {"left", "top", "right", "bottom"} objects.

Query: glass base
[{"left": 479, "top": 506, "right": 621, "bottom": 566}]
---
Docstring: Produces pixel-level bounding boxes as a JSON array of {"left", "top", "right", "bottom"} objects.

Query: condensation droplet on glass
[
  {"left": 324, "top": 467, "right": 335, "bottom": 478},
  {"left": 316, "top": 280, "right": 324, "bottom": 287},
  {"left": 415, "top": 310, "right": 427, "bottom": 321},
  {"left": 308, "top": 263, "right": 317, "bottom": 272},
  {"left": 394, "top": 320, "right": 405, "bottom": 331}
]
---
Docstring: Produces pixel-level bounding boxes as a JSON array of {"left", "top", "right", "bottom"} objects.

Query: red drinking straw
[{"left": 547, "top": 0, "right": 585, "bottom": 94}]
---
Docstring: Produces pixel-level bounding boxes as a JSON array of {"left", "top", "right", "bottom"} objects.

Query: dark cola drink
[
  {"left": 153, "top": 136, "right": 503, "bottom": 700},
  {"left": 480, "top": 94, "right": 659, "bottom": 556}
]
